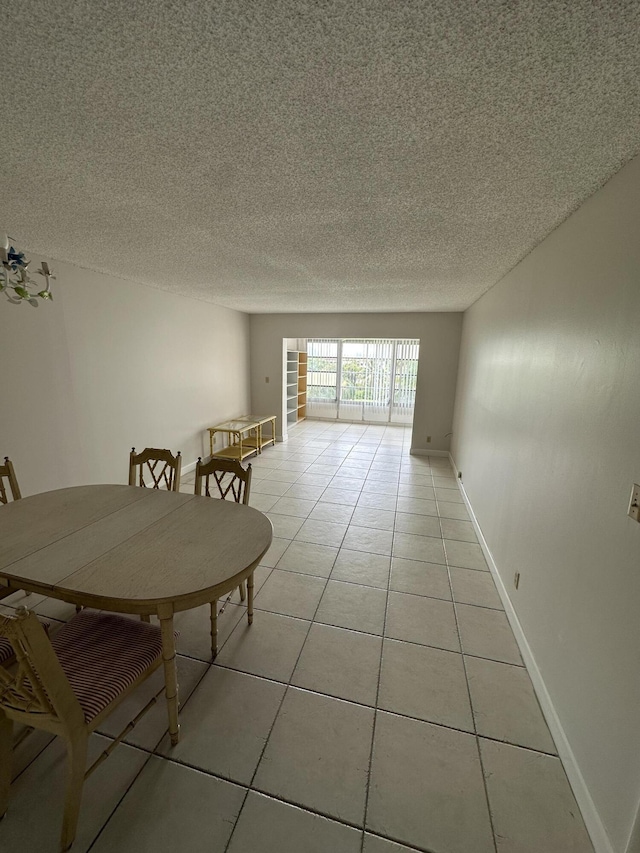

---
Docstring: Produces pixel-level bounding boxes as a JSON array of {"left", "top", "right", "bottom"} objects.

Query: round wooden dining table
[{"left": 0, "top": 484, "right": 273, "bottom": 744}]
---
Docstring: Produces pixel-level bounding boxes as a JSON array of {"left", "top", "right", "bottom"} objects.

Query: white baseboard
[
  {"left": 449, "top": 454, "right": 613, "bottom": 853},
  {"left": 182, "top": 459, "right": 198, "bottom": 476},
  {"left": 303, "top": 415, "right": 414, "bottom": 427},
  {"left": 410, "top": 448, "right": 449, "bottom": 457}
]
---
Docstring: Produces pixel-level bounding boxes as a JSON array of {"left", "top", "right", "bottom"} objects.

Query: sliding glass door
[
  {"left": 391, "top": 339, "right": 420, "bottom": 423},
  {"left": 305, "top": 339, "right": 340, "bottom": 419},
  {"left": 339, "top": 339, "right": 393, "bottom": 422},
  {"left": 307, "top": 338, "right": 419, "bottom": 424}
]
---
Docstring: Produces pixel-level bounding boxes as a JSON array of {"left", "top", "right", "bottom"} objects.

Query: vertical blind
[{"left": 306, "top": 338, "right": 419, "bottom": 423}]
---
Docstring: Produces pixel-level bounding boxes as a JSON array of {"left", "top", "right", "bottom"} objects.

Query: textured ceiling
[{"left": 2, "top": 1, "right": 640, "bottom": 313}]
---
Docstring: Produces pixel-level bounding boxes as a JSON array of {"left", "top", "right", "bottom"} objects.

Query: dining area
[
  {"left": 0, "top": 422, "right": 593, "bottom": 853},
  {"left": 0, "top": 447, "right": 273, "bottom": 851}
]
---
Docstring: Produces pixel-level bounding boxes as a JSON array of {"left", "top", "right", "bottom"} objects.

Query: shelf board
[
  {"left": 211, "top": 445, "right": 257, "bottom": 462},
  {"left": 242, "top": 435, "right": 274, "bottom": 450},
  {"left": 285, "top": 351, "right": 306, "bottom": 432}
]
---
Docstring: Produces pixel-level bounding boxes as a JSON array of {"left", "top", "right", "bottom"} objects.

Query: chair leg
[
  {"left": 238, "top": 581, "right": 246, "bottom": 602},
  {"left": 60, "top": 734, "right": 88, "bottom": 852},
  {"left": 210, "top": 601, "right": 218, "bottom": 659},
  {"left": 140, "top": 614, "right": 151, "bottom": 623},
  {"left": 158, "top": 608, "right": 180, "bottom": 746},
  {"left": 0, "top": 712, "right": 12, "bottom": 820},
  {"left": 247, "top": 572, "right": 254, "bottom": 626}
]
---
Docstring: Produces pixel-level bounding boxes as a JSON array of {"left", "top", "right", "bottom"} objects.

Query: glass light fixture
[{"left": 0, "top": 235, "right": 55, "bottom": 306}]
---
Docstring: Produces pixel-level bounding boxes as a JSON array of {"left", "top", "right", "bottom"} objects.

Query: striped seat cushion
[
  {"left": 51, "top": 610, "right": 164, "bottom": 722},
  {"left": 0, "top": 618, "right": 51, "bottom": 666},
  {"left": 0, "top": 636, "right": 14, "bottom": 665}
]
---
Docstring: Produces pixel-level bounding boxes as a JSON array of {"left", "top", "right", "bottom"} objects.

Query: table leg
[
  {"left": 0, "top": 712, "right": 12, "bottom": 819},
  {"left": 247, "top": 571, "right": 254, "bottom": 626},
  {"left": 210, "top": 601, "right": 218, "bottom": 659},
  {"left": 157, "top": 604, "right": 180, "bottom": 745}
]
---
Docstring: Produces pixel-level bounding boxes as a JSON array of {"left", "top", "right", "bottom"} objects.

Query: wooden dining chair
[
  {"left": 128, "top": 447, "right": 182, "bottom": 491},
  {"left": 0, "top": 607, "right": 168, "bottom": 851},
  {"left": 194, "top": 457, "right": 253, "bottom": 658},
  {"left": 0, "top": 458, "right": 27, "bottom": 604},
  {"left": 0, "top": 457, "right": 21, "bottom": 505},
  {"left": 0, "top": 615, "right": 49, "bottom": 669}
]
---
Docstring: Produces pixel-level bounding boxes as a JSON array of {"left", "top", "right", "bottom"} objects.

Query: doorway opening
[{"left": 305, "top": 338, "right": 419, "bottom": 424}]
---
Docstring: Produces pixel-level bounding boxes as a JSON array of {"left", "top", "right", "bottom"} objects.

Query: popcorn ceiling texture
[{"left": 1, "top": 0, "right": 640, "bottom": 313}]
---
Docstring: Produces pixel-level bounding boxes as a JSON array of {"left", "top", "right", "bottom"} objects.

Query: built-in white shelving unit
[{"left": 285, "top": 350, "right": 307, "bottom": 427}]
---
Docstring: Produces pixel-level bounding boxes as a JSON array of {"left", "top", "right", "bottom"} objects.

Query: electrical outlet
[
  {"left": 629, "top": 484, "right": 640, "bottom": 522},
  {"left": 514, "top": 572, "right": 520, "bottom": 589}
]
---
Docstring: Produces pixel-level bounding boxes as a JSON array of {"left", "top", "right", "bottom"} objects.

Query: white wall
[
  {"left": 451, "top": 154, "right": 640, "bottom": 853},
  {"left": 0, "top": 257, "right": 250, "bottom": 495},
  {"left": 249, "top": 313, "right": 463, "bottom": 451}
]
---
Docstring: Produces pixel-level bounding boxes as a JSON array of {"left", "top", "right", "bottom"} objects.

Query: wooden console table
[
  {"left": 208, "top": 419, "right": 261, "bottom": 461},
  {"left": 236, "top": 414, "right": 277, "bottom": 453}
]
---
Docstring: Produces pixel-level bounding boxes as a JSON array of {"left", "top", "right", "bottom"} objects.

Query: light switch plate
[{"left": 628, "top": 484, "right": 640, "bottom": 522}]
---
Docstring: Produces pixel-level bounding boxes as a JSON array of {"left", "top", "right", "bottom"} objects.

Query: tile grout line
[
  {"left": 359, "top": 486, "right": 395, "bottom": 853},
  {"left": 84, "top": 740, "right": 160, "bottom": 851},
  {"left": 221, "top": 503, "right": 343, "bottom": 853},
  {"left": 437, "top": 476, "right": 500, "bottom": 853},
  {"left": 248, "top": 427, "right": 401, "bottom": 850}
]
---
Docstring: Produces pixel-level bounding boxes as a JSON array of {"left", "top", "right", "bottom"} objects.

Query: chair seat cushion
[
  {"left": 52, "top": 610, "right": 164, "bottom": 722},
  {"left": 0, "top": 636, "right": 14, "bottom": 665}
]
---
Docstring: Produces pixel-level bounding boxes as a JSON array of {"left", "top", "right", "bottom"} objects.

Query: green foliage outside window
[{"left": 307, "top": 348, "right": 418, "bottom": 405}]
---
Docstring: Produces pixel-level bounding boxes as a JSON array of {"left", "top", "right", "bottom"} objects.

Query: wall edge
[{"left": 448, "top": 452, "right": 615, "bottom": 853}]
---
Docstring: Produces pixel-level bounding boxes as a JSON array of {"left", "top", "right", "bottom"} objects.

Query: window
[
  {"left": 306, "top": 338, "right": 419, "bottom": 423},
  {"left": 307, "top": 339, "right": 338, "bottom": 401},
  {"left": 392, "top": 339, "right": 420, "bottom": 421}
]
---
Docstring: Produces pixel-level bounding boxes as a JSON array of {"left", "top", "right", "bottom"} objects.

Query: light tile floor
[{"left": 0, "top": 421, "right": 595, "bottom": 852}]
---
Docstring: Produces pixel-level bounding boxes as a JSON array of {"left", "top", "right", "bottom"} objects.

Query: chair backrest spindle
[
  {"left": 194, "top": 457, "right": 252, "bottom": 505},
  {"left": 0, "top": 609, "right": 83, "bottom": 730},
  {"left": 129, "top": 447, "right": 182, "bottom": 492},
  {"left": 0, "top": 456, "right": 22, "bottom": 504}
]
